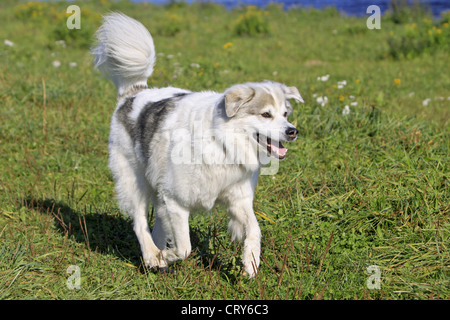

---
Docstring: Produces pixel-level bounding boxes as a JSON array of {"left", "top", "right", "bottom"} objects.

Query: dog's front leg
[
  {"left": 242, "top": 211, "right": 261, "bottom": 278},
  {"left": 227, "top": 199, "right": 261, "bottom": 278}
]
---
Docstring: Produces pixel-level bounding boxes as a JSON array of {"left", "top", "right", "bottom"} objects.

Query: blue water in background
[{"left": 133, "top": 0, "right": 450, "bottom": 18}]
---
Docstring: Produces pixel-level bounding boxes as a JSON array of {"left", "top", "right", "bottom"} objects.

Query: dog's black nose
[{"left": 286, "top": 127, "right": 299, "bottom": 139}]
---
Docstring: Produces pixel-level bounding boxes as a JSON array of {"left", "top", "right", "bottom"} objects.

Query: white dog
[{"left": 92, "top": 13, "right": 303, "bottom": 277}]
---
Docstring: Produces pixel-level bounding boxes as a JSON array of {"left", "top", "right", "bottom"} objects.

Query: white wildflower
[
  {"left": 337, "top": 80, "right": 347, "bottom": 89},
  {"left": 342, "top": 105, "right": 350, "bottom": 115},
  {"left": 166, "top": 54, "right": 174, "bottom": 59},
  {"left": 317, "top": 74, "right": 330, "bottom": 82},
  {"left": 173, "top": 67, "right": 183, "bottom": 78},
  {"left": 55, "top": 40, "right": 66, "bottom": 48},
  {"left": 69, "top": 62, "right": 77, "bottom": 67},
  {"left": 422, "top": 98, "right": 431, "bottom": 107},
  {"left": 316, "top": 96, "right": 328, "bottom": 107},
  {"left": 4, "top": 39, "right": 14, "bottom": 47},
  {"left": 349, "top": 95, "right": 355, "bottom": 99},
  {"left": 190, "top": 63, "right": 200, "bottom": 69},
  {"left": 52, "top": 60, "right": 61, "bottom": 68},
  {"left": 350, "top": 101, "right": 358, "bottom": 106}
]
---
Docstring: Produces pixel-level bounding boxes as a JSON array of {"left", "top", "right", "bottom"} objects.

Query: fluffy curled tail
[{"left": 91, "top": 12, "right": 155, "bottom": 96}]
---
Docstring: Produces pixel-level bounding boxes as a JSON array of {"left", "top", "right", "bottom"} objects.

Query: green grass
[{"left": 1, "top": 0, "right": 449, "bottom": 300}]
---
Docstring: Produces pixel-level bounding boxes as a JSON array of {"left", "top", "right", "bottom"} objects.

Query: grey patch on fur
[
  {"left": 136, "top": 96, "right": 184, "bottom": 162},
  {"left": 172, "top": 92, "right": 191, "bottom": 98},
  {"left": 236, "top": 87, "right": 276, "bottom": 118},
  {"left": 215, "top": 98, "right": 229, "bottom": 121},
  {"left": 117, "top": 93, "right": 190, "bottom": 159},
  {"left": 116, "top": 96, "right": 136, "bottom": 138}
]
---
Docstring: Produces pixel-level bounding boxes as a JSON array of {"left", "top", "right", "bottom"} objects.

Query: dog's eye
[
  {"left": 283, "top": 112, "right": 288, "bottom": 117},
  {"left": 261, "top": 112, "right": 272, "bottom": 118}
]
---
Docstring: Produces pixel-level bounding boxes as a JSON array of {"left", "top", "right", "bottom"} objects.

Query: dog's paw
[
  {"left": 143, "top": 252, "right": 167, "bottom": 270},
  {"left": 241, "top": 265, "right": 257, "bottom": 279},
  {"left": 242, "top": 251, "right": 260, "bottom": 279}
]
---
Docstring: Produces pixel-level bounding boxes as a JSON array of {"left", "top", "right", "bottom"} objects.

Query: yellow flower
[
  {"left": 339, "top": 95, "right": 344, "bottom": 102},
  {"left": 394, "top": 78, "right": 401, "bottom": 85},
  {"left": 405, "top": 23, "right": 417, "bottom": 30},
  {"left": 437, "top": 29, "right": 442, "bottom": 34},
  {"left": 443, "top": 23, "right": 449, "bottom": 28},
  {"left": 355, "top": 79, "right": 360, "bottom": 84},
  {"left": 223, "top": 42, "right": 233, "bottom": 49}
]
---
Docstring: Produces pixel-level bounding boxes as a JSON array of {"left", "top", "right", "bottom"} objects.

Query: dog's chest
[{"left": 170, "top": 164, "right": 249, "bottom": 210}]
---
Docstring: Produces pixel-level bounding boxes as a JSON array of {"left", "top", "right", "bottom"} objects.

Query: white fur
[
  {"left": 92, "top": 13, "right": 302, "bottom": 277},
  {"left": 91, "top": 12, "right": 156, "bottom": 96}
]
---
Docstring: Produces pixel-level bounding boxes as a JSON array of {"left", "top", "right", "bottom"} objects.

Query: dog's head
[{"left": 223, "top": 81, "right": 303, "bottom": 160}]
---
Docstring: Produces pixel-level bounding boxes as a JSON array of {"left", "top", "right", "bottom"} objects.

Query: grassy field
[{"left": 0, "top": 0, "right": 449, "bottom": 300}]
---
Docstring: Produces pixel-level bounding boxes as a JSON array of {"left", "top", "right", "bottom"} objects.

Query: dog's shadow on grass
[
  {"left": 23, "top": 197, "right": 145, "bottom": 268},
  {"left": 23, "top": 197, "right": 236, "bottom": 277}
]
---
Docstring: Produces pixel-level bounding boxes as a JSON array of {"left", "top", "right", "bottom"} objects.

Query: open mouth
[{"left": 255, "top": 133, "right": 287, "bottom": 160}]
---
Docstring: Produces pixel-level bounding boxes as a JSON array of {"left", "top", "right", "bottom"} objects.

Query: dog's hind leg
[
  {"left": 109, "top": 148, "right": 165, "bottom": 269},
  {"left": 154, "top": 196, "right": 191, "bottom": 264},
  {"left": 152, "top": 215, "right": 171, "bottom": 250}
]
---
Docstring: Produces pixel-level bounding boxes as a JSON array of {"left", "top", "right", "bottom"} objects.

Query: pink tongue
[{"left": 271, "top": 143, "right": 287, "bottom": 158}]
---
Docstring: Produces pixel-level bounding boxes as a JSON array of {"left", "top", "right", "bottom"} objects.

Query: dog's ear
[
  {"left": 283, "top": 85, "right": 304, "bottom": 103},
  {"left": 224, "top": 85, "right": 255, "bottom": 117}
]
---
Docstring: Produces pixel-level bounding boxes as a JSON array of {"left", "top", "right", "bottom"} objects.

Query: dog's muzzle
[
  {"left": 285, "top": 126, "right": 299, "bottom": 141},
  {"left": 254, "top": 126, "right": 298, "bottom": 160}
]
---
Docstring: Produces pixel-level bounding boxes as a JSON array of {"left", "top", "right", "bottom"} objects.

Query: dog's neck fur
[{"left": 118, "top": 84, "right": 148, "bottom": 100}]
